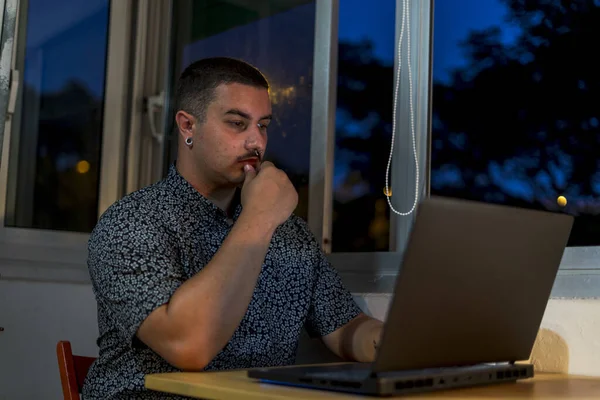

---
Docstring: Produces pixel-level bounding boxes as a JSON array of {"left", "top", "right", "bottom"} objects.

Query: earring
[{"left": 185, "top": 137, "right": 193, "bottom": 146}]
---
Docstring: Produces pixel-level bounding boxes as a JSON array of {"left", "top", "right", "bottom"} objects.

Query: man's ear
[{"left": 175, "top": 110, "right": 196, "bottom": 140}]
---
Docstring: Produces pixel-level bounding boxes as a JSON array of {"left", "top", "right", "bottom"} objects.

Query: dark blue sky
[
  {"left": 26, "top": 0, "right": 518, "bottom": 97},
  {"left": 338, "top": 0, "right": 395, "bottom": 65},
  {"left": 433, "top": 0, "right": 520, "bottom": 83},
  {"left": 24, "top": 0, "right": 522, "bottom": 189},
  {"left": 26, "top": 0, "right": 517, "bottom": 108},
  {"left": 24, "top": 0, "right": 108, "bottom": 97}
]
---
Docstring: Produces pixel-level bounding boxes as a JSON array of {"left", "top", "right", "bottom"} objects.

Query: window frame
[
  {"left": 306, "top": 0, "right": 337, "bottom": 253},
  {"left": 0, "top": 0, "right": 16, "bottom": 193},
  {"left": 0, "top": 0, "right": 135, "bottom": 281},
  {"left": 124, "top": 0, "right": 172, "bottom": 195}
]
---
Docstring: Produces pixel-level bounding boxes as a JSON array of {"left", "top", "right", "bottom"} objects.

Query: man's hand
[
  {"left": 322, "top": 313, "right": 384, "bottom": 363},
  {"left": 241, "top": 161, "right": 298, "bottom": 229}
]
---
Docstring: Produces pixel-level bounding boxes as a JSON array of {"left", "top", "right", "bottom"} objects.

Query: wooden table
[{"left": 145, "top": 369, "right": 600, "bottom": 399}]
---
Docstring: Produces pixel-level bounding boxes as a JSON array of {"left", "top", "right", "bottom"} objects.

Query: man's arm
[
  {"left": 137, "top": 162, "right": 297, "bottom": 371},
  {"left": 321, "top": 313, "right": 384, "bottom": 362}
]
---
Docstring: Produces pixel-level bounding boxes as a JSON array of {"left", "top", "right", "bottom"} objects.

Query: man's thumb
[{"left": 243, "top": 164, "right": 257, "bottom": 184}]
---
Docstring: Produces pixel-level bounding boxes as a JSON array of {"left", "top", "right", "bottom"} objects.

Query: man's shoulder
[
  {"left": 90, "top": 181, "right": 173, "bottom": 244},
  {"left": 103, "top": 180, "right": 172, "bottom": 218},
  {"left": 280, "top": 214, "right": 313, "bottom": 237},
  {"left": 275, "top": 214, "right": 324, "bottom": 255}
]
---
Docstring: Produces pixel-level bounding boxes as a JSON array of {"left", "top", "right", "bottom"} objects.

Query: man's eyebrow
[
  {"left": 224, "top": 109, "right": 251, "bottom": 119},
  {"left": 224, "top": 109, "right": 272, "bottom": 121}
]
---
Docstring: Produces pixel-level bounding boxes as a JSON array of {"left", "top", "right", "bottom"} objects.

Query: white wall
[
  {"left": 1, "top": 281, "right": 599, "bottom": 399},
  {"left": 0, "top": 280, "right": 99, "bottom": 400},
  {"left": 356, "top": 294, "right": 600, "bottom": 377}
]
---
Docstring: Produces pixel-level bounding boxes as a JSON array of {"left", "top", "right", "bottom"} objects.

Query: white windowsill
[{"left": 1, "top": 242, "right": 600, "bottom": 299}]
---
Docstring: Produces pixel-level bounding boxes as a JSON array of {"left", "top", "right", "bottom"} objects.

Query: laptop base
[{"left": 248, "top": 362, "right": 534, "bottom": 396}]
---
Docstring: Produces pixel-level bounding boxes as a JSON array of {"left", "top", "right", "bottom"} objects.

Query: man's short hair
[{"left": 175, "top": 57, "right": 269, "bottom": 122}]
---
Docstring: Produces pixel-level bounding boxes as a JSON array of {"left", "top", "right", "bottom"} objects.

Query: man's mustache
[{"left": 237, "top": 150, "right": 262, "bottom": 162}]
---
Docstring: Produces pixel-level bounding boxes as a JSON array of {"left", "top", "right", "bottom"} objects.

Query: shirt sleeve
[
  {"left": 305, "top": 253, "right": 363, "bottom": 338},
  {"left": 88, "top": 204, "right": 185, "bottom": 346}
]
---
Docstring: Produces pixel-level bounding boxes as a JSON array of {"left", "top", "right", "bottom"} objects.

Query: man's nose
[{"left": 244, "top": 126, "right": 266, "bottom": 150}]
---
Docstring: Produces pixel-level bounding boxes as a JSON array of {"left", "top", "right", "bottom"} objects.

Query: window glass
[
  {"left": 5, "top": 0, "right": 110, "bottom": 232},
  {"left": 431, "top": 0, "right": 600, "bottom": 246},
  {"left": 332, "top": 0, "right": 396, "bottom": 251}
]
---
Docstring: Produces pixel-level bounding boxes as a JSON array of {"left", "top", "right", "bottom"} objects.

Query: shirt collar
[{"left": 165, "top": 163, "right": 242, "bottom": 221}]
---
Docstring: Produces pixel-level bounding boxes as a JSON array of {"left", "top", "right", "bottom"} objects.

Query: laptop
[{"left": 248, "top": 196, "right": 574, "bottom": 396}]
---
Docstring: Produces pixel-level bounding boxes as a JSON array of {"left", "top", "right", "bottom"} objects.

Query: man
[{"left": 83, "top": 57, "right": 383, "bottom": 399}]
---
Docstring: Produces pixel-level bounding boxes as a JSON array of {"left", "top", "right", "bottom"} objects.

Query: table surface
[{"left": 145, "top": 368, "right": 600, "bottom": 400}]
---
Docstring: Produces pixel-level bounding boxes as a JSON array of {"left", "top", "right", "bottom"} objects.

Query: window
[
  {"left": 0, "top": 0, "right": 134, "bottom": 280},
  {"left": 431, "top": 0, "right": 600, "bottom": 247},
  {"left": 332, "top": 0, "right": 396, "bottom": 252},
  {"left": 165, "top": 0, "right": 316, "bottom": 221},
  {"left": 8, "top": 0, "right": 596, "bottom": 296},
  {"left": 5, "top": 0, "right": 110, "bottom": 232}
]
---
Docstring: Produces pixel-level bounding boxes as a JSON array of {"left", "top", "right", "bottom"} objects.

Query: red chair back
[{"left": 56, "top": 341, "right": 96, "bottom": 400}]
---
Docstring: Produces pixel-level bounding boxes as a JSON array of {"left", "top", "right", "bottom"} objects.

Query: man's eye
[{"left": 229, "top": 121, "right": 245, "bottom": 128}]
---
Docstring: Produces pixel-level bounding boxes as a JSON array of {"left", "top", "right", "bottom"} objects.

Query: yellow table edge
[{"left": 145, "top": 369, "right": 600, "bottom": 400}]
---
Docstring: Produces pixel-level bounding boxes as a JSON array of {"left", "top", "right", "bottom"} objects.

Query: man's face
[{"left": 191, "top": 83, "right": 272, "bottom": 186}]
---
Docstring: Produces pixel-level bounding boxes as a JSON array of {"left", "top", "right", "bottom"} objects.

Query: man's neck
[{"left": 176, "top": 162, "right": 237, "bottom": 215}]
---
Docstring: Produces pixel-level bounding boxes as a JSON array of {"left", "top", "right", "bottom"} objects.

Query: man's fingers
[{"left": 259, "top": 161, "right": 274, "bottom": 170}]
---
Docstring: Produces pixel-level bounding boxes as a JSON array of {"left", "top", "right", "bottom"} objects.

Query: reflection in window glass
[
  {"left": 332, "top": 0, "right": 396, "bottom": 252},
  {"left": 5, "top": 0, "right": 110, "bottom": 232},
  {"left": 167, "top": 0, "right": 315, "bottom": 221},
  {"left": 431, "top": 0, "right": 600, "bottom": 246}
]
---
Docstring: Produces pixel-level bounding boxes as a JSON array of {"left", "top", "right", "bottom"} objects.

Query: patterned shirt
[{"left": 82, "top": 164, "right": 362, "bottom": 399}]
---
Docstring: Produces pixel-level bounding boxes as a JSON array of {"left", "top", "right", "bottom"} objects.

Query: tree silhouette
[
  {"left": 431, "top": 0, "right": 600, "bottom": 246},
  {"left": 332, "top": 0, "right": 600, "bottom": 248}
]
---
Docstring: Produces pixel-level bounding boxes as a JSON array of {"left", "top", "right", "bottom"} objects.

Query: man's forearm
[{"left": 146, "top": 211, "right": 275, "bottom": 369}]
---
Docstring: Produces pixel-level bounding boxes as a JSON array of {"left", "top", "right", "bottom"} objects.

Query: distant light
[
  {"left": 76, "top": 160, "right": 90, "bottom": 174},
  {"left": 270, "top": 85, "right": 296, "bottom": 105},
  {"left": 383, "top": 187, "right": 392, "bottom": 197},
  {"left": 557, "top": 196, "right": 567, "bottom": 207}
]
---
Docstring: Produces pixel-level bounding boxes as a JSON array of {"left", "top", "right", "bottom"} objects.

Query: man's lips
[{"left": 237, "top": 157, "right": 259, "bottom": 164}]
